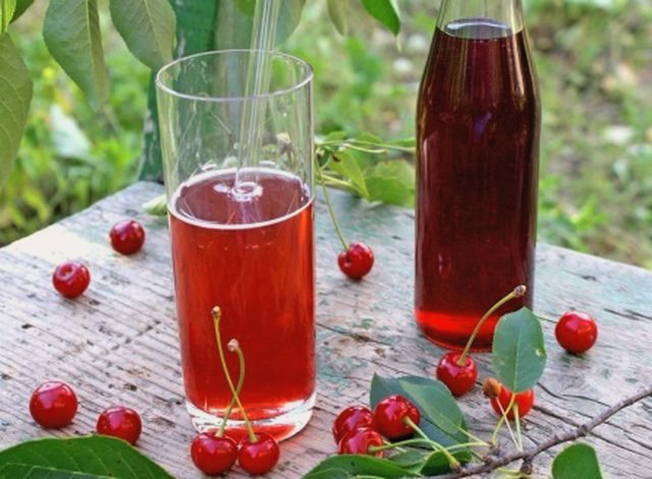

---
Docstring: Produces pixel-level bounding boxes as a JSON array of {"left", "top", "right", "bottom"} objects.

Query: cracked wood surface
[{"left": 0, "top": 182, "right": 650, "bottom": 478}]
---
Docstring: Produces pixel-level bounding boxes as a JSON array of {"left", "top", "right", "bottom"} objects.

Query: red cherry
[
  {"left": 436, "top": 352, "right": 478, "bottom": 397},
  {"left": 29, "top": 381, "right": 78, "bottom": 428},
  {"left": 490, "top": 385, "right": 534, "bottom": 420},
  {"left": 338, "top": 427, "right": 384, "bottom": 456},
  {"left": 555, "top": 311, "right": 598, "bottom": 354},
  {"left": 191, "top": 433, "right": 238, "bottom": 475},
  {"left": 338, "top": 242, "right": 374, "bottom": 280},
  {"left": 373, "top": 395, "right": 420, "bottom": 440},
  {"left": 332, "top": 406, "right": 375, "bottom": 444},
  {"left": 96, "top": 406, "right": 142, "bottom": 445},
  {"left": 238, "top": 432, "right": 280, "bottom": 475},
  {"left": 110, "top": 219, "right": 146, "bottom": 255},
  {"left": 52, "top": 262, "right": 90, "bottom": 299}
]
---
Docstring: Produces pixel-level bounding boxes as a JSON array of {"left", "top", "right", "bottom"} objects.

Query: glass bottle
[{"left": 415, "top": 0, "right": 541, "bottom": 350}]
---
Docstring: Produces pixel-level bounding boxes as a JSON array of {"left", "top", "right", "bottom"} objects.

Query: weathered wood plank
[{"left": 0, "top": 182, "right": 650, "bottom": 478}]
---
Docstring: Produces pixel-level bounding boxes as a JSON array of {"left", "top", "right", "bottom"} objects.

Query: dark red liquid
[
  {"left": 169, "top": 169, "right": 315, "bottom": 422},
  {"left": 415, "top": 19, "right": 540, "bottom": 350}
]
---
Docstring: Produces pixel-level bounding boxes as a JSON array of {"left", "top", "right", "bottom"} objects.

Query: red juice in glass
[
  {"left": 168, "top": 168, "right": 315, "bottom": 438},
  {"left": 416, "top": 16, "right": 540, "bottom": 350}
]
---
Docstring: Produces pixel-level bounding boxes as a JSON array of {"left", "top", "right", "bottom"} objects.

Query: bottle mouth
[{"left": 443, "top": 17, "right": 523, "bottom": 40}]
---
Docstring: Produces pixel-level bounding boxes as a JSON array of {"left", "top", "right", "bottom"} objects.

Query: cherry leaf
[
  {"left": 552, "top": 443, "right": 603, "bottom": 479},
  {"left": 491, "top": 307, "right": 547, "bottom": 392},
  {"left": 0, "top": 436, "right": 172, "bottom": 478}
]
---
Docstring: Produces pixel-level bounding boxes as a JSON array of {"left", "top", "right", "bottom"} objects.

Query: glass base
[{"left": 186, "top": 392, "right": 315, "bottom": 442}]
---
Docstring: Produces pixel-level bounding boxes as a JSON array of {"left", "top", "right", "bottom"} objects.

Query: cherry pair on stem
[{"left": 190, "top": 307, "right": 279, "bottom": 476}]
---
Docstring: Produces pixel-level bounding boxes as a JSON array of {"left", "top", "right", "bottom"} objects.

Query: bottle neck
[{"left": 437, "top": 0, "right": 525, "bottom": 35}]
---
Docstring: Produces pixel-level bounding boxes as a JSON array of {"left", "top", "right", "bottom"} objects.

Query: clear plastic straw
[{"left": 234, "top": 0, "right": 283, "bottom": 195}]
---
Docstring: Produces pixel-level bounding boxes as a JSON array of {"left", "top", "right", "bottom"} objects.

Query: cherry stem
[
  {"left": 369, "top": 439, "right": 487, "bottom": 454},
  {"left": 369, "top": 438, "right": 440, "bottom": 453},
  {"left": 456, "top": 285, "right": 527, "bottom": 366},
  {"left": 216, "top": 339, "right": 246, "bottom": 438},
  {"left": 211, "top": 307, "right": 257, "bottom": 444},
  {"left": 491, "top": 394, "right": 519, "bottom": 449},
  {"left": 514, "top": 403, "right": 524, "bottom": 452},
  {"left": 405, "top": 417, "right": 460, "bottom": 470},
  {"left": 457, "top": 426, "right": 490, "bottom": 447},
  {"left": 316, "top": 161, "right": 349, "bottom": 251}
]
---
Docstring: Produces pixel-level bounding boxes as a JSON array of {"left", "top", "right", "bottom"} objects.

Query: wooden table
[{"left": 1, "top": 182, "right": 651, "bottom": 478}]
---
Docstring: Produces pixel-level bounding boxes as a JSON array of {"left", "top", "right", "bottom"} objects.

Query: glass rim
[{"left": 155, "top": 49, "right": 314, "bottom": 103}]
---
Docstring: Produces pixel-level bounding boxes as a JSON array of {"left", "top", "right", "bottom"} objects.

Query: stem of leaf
[
  {"left": 212, "top": 307, "right": 257, "bottom": 443},
  {"left": 318, "top": 139, "right": 415, "bottom": 153},
  {"left": 457, "top": 285, "right": 527, "bottom": 366},
  {"left": 317, "top": 162, "right": 349, "bottom": 251},
  {"left": 405, "top": 417, "right": 460, "bottom": 470}
]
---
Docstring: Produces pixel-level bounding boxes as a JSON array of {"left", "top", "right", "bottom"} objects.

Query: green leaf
[
  {"left": 305, "top": 455, "right": 419, "bottom": 478},
  {"left": 0, "top": 34, "right": 32, "bottom": 190},
  {"left": 552, "top": 444, "right": 603, "bottom": 479},
  {"left": 302, "top": 468, "right": 352, "bottom": 479},
  {"left": 0, "top": 436, "right": 173, "bottom": 478},
  {"left": 387, "top": 450, "right": 427, "bottom": 468},
  {"left": 110, "top": 0, "right": 176, "bottom": 70},
  {"left": 366, "top": 160, "right": 415, "bottom": 207},
  {"left": 370, "top": 375, "right": 471, "bottom": 456},
  {"left": 1, "top": 0, "right": 16, "bottom": 34},
  {"left": 330, "top": 150, "right": 369, "bottom": 197},
  {"left": 398, "top": 377, "right": 464, "bottom": 435},
  {"left": 43, "top": 0, "right": 109, "bottom": 109},
  {"left": 491, "top": 307, "right": 547, "bottom": 392},
  {"left": 360, "top": 0, "right": 400, "bottom": 35},
  {"left": 0, "top": 463, "right": 110, "bottom": 478},
  {"left": 327, "top": 0, "right": 348, "bottom": 35},
  {"left": 420, "top": 450, "right": 458, "bottom": 475},
  {"left": 50, "top": 105, "right": 91, "bottom": 160},
  {"left": 11, "top": 0, "right": 32, "bottom": 22},
  {"left": 143, "top": 194, "right": 167, "bottom": 216}
]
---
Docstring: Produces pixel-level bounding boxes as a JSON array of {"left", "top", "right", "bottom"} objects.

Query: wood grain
[{"left": 0, "top": 182, "right": 650, "bottom": 478}]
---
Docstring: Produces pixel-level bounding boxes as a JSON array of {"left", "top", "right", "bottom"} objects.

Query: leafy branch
[
  {"left": 432, "top": 384, "right": 652, "bottom": 479},
  {"left": 1, "top": 0, "right": 403, "bottom": 190}
]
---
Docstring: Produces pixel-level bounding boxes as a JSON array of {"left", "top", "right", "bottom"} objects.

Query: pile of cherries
[{"left": 333, "top": 394, "right": 422, "bottom": 457}]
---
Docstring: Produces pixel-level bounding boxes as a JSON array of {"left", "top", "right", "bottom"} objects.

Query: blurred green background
[{"left": 3, "top": 0, "right": 651, "bottom": 268}]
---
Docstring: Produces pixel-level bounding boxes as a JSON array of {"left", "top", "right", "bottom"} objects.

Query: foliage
[
  {"left": 491, "top": 308, "right": 547, "bottom": 392},
  {"left": 552, "top": 443, "right": 603, "bottom": 479},
  {"left": 0, "top": 436, "right": 173, "bottom": 478},
  {"left": 303, "top": 319, "right": 602, "bottom": 477}
]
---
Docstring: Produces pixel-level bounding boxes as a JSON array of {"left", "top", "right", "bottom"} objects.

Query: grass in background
[{"left": 2, "top": 0, "right": 651, "bottom": 268}]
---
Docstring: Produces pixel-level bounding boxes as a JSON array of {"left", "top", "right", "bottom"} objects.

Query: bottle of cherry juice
[{"left": 415, "top": 0, "right": 541, "bottom": 350}]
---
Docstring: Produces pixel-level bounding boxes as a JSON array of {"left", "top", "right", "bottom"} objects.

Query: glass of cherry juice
[{"left": 156, "top": 51, "right": 315, "bottom": 440}]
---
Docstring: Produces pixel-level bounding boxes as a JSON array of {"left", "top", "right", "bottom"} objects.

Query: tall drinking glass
[{"left": 156, "top": 50, "right": 315, "bottom": 440}]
